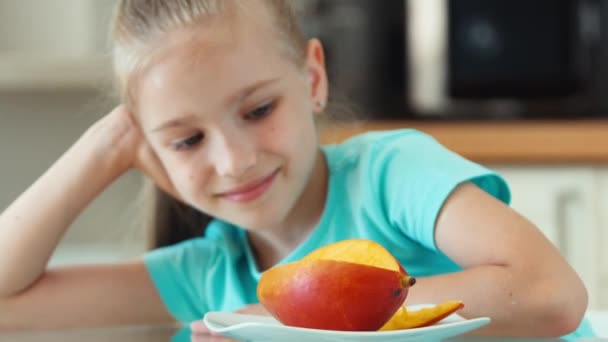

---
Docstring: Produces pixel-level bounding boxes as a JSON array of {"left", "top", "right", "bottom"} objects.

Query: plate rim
[{"left": 204, "top": 310, "right": 491, "bottom": 337}]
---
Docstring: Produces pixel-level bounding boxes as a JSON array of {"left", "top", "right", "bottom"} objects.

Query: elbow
[
  {"left": 551, "top": 285, "right": 588, "bottom": 336},
  {"left": 530, "top": 275, "right": 588, "bottom": 337},
  {"left": 542, "top": 302, "right": 587, "bottom": 337}
]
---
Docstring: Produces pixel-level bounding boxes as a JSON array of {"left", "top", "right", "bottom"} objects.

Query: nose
[{"left": 210, "top": 133, "right": 257, "bottom": 178}]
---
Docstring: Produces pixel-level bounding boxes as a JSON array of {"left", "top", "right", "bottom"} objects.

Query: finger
[
  {"left": 190, "top": 332, "right": 234, "bottom": 342},
  {"left": 190, "top": 320, "right": 211, "bottom": 334},
  {"left": 190, "top": 319, "right": 229, "bottom": 339},
  {"left": 235, "top": 304, "right": 270, "bottom": 316}
]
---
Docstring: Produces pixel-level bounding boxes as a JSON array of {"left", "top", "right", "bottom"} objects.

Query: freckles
[
  {"left": 264, "top": 124, "right": 278, "bottom": 142},
  {"left": 184, "top": 169, "right": 195, "bottom": 183},
  {"left": 267, "top": 120, "right": 277, "bottom": 133}
]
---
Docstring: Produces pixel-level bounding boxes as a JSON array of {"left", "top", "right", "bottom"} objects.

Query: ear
[{"left": 305, "top": 38, "right": 329, "bottom": 113}]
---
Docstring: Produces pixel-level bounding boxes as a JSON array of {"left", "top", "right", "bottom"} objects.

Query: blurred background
[
  {"left": 0, "top": 0, "right": 607, "bottom": 314},
  {"left": 297, "top": 0, "right": 608, "bottom": 119}
]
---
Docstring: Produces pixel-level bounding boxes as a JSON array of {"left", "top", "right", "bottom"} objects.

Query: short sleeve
[
  {"left": 144, "top": 238, "right": 217, "bottom": 323},
  {"left": 369, "top": 130, "right": 510, "bottom": 251}
]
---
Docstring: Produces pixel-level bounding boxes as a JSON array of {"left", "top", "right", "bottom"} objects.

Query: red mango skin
[{"left": 257, "top": 260, "right": 409, "bottom": 331}]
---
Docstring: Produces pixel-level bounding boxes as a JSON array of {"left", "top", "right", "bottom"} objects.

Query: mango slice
[
  {"left": 380, "top": 300, "right": 464, "bottom": 331},
  {"left": 302, "top": 238, "right": 400, "bottom": 272}
]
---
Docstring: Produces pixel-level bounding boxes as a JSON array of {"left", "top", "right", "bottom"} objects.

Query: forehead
[{"left": 136, "top": 4, "right": 295, "bottom": 128}]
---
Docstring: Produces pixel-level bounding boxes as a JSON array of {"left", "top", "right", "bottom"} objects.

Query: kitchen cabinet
[
  {"left": 491, "top": 165, "right": 604, "bottom": 309},
  {"left": 0, "top": 0, "right": 117, "bottom": 91}
]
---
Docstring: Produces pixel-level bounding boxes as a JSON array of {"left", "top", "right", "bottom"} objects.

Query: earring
[{"left": 316, "top": 100, "right": 326, "bottom": 110}]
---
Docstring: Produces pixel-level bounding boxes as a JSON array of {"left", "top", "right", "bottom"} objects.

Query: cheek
[
  {"left": 269, "top": 103, "right": 317, "bottom": 151},
  {"left": 286, "top": 117, "right": 317, "bottom": 157},
  {"left": 166, "top": 166, "right": 190, "bottom": 193},
  {"left": 162, "top": 157, "right": 209, "bottom": 197}
]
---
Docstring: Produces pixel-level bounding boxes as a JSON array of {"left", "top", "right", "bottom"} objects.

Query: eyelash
[
  {"left": 173, "top": 133, "right": 204, "bottom": 151},
  {"left": 244, "top": 101, "right": 276, "bottom": 121},
  {"left": 171, "top": 101, "right": 276, "bottom": 151}
]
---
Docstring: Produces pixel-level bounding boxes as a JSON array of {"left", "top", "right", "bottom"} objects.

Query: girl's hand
[
  {"left": 190, "top": 332, "right": 236, "bottom": 342},
  {"left": 85, "top": 105, "right": 178, "bottom": 198},
  {"left": 189, "top": 304, "right": 270, "bottom": 337},
  {"left": 80, "top": 105, "right": 142, "bottom": 175},
  {"left": 234, "top": 304, "right": 270, "bottom": 316}
]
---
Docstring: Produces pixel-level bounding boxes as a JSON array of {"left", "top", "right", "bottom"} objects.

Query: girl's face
[{"left": 136, "top": 7, "right": 328, "bottom": 231}]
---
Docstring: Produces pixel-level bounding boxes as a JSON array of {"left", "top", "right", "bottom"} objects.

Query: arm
[
  {"left": 0, "top": 106, "right": 176, "bottom": 329},
  {"left": 404, "top": 182, "right": 588, "bottom": 337},
  {"left": 0, "top": 261, "right": 174, "bottom": 330},
  {"left": 0, "top": 106, "right": 134, "bottom": 297}
]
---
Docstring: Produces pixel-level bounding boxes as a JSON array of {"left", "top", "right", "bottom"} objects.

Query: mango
[
  {"left": 257, "top": 239, "right": 415, "bottom": 331},
  {"left": 380, "top": 300, "right": 465, "bottom": 331}
]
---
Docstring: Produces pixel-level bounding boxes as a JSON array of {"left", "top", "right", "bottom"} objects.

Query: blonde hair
[
  {"left": 110, "top": 0, "right": 308, "bottom": 248},
  {"left": 111, "top": 0, "right": 307, "bottom": 108}
]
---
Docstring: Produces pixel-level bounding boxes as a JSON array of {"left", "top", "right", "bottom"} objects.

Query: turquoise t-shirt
[{"left": 144, "top": 129, "right": 594, "bottom": 339}]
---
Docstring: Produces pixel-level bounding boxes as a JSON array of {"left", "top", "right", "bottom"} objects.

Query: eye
[
  {"left": 173, "top": 132, "right": 204, "bottom": 151},
  {"left": 244, "top": 101, "right": 275, "bottom": 121}
]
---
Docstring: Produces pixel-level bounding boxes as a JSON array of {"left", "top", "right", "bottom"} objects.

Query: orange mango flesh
[
  {"left": 301, "top": 239, "right": 401, "bottom": 272},
  {"left": 379, "top": 300, "right": 465, "bottom": 331}
]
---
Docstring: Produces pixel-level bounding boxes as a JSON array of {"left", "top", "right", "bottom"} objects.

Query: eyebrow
[{"left": 150, "top": 77, "right": 280, "bottom": 133}]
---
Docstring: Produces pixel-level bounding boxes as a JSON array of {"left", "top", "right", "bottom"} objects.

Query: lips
[{"left": 217, "top": 169, "right": 279, "bottom": 203}]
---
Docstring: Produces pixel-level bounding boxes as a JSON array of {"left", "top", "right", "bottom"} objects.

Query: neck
[{"left": 248, "top": 150, "right": 328, "bottom": 271}]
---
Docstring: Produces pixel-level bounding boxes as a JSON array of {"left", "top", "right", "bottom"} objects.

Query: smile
[{"left": 217, "top": 169, "right": 280, "bottom": 203}]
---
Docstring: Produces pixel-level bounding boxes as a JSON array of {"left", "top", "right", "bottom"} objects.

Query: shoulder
[
  {"left": 323, "top": 128, "right": 448, "bottom": 165},
  {"left": 324, "top": 127, "right": 510, "bottom": 218},
  {"left": 323, "top": 128, "right": 430, "bottom": 157},
  {"left": 322, "top": 128, "right": 464, "bottom": 179}
]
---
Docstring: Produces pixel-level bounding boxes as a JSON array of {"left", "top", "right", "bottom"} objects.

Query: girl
[{"left": 0, "top": 0, "right": 594, "bottom": 339}]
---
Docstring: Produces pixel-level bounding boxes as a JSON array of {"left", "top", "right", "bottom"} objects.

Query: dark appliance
[
  {"left": 449, "top": 0, "right": 585, "bottom": 99},
  {"left": 297, "top": 0, "right": 408, "bottom": 116},
  {"left": 442, "top": 0, "right": 608, "bottom": 119},
  {"left": 298, "top": 0, "right": 608, "bottom": 120}
]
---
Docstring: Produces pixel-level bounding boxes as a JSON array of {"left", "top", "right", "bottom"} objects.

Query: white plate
[{"left": 203, "top": 304, "right": 490, "bottom": 341}]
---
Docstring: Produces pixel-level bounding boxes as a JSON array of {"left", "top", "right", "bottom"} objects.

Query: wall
[
  {"left": 0, "top": 90, "right": 146, "bottom": 254},
  {"left": 0, "top": 0, "right": 146, "bottom": 258}
]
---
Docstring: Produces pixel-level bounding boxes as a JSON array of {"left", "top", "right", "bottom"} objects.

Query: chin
[{"left": 247, "top": 208, "right": 290, "bottom": 231}]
